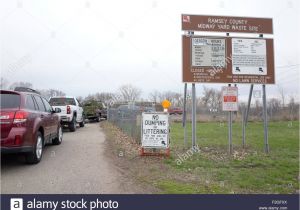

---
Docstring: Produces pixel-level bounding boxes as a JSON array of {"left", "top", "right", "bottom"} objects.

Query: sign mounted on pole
[
  {"left": 182, "top": 14, "right": 275, "bottom": 84},
  {"left": 181, "top": 14, "right": 273, "bottom": 153},
  {"left": 182, "top": 36, "right": 275, "bottom": 84},
  {"left": 222, "top": 86, "right": 238, "bottom": 111},
  {"left": 181, "top": 14, "right": 273, "bottom": 34}
]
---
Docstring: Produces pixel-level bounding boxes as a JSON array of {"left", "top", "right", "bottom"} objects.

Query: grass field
[{"left": 158, "top": 121, "right": 300, "bottom": 194}]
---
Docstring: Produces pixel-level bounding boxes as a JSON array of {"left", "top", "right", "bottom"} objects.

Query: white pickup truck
[{"left": 49, "top": 96, "right": 85, "bottom": 132}]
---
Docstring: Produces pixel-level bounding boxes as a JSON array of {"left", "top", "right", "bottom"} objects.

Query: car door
[
  {"left": 24, "top": 95, "right": 38, "bottom": 145},
  {"left": 42, "top": 97, "right": 57, "bottom": 135},
  {"left": 33, "top": 95, "right": 52, "bottom": 143}
]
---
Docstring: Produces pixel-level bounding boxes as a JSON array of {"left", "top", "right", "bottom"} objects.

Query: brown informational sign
[
  {"left": 182, "top": 14, "right": 273, "bottom": 34},
  {"left": 182, "top": 36, "right": 275, "bottom": 84}
]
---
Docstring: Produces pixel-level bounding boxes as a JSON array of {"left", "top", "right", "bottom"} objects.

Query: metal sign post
[
  {"left": 228, "top": 84, "right": 233, "bottom": 154},
  {"left": 262, "top": 84, "right": 269, "bottom": 153},
  {"left": 245, "top": 84, "right": 254, "bottom": 126},
  {"left": 191, "top": 83, "right": 196, "bottom": 149},
  {"left": 183, "top": 83, "right": 187, "bottom": 146},
  {"left": 242, "top": 108, "right": 246, "bottom": 148},
  {"left": 228, "top": 109, "right": 233, "bottom": 154}
]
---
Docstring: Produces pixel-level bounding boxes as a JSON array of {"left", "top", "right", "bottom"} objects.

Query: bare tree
[
  {"left": 267, "top": 98, "right": 281, "bottom": 119},
  {"left": 38, "top": 89, "right": 66, "bottom": 99},
  {"left": 288, "top": 95, "right": 296, "bottom": 120},
  {"left": 118, "top": 84, "right": 141, "bottom": 102},
  {"left": 254, "top": 99, "right": 262, "bottom": 116},
  {"left": 156, "top": 91, "right": 183, "bottom": 107},
  {"left": 149, "top": 90, "right": 160, "bottom": 103},
  {"left": 82, "top": 92, "right": 116, "bottom": 105},
  {"left": 277, "top": 85, "right": 285, "bottom": 108},
  {"left": 268, "top": 98, "right": 281, "bottom": 112},
  {"left": 201, "top": 86, "right": 222, "bottom": 113},
  {"left": 94, "top": 92, "right": 115, "bottom": 104}
]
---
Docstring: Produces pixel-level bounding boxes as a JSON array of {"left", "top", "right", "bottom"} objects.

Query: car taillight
[
  {"left": 67, "top": 105, "right": 71, "bottom": 114},
  {"left": 0, "top": 112, "right": 15, "bottom": 120},
  {"left": 13, "top": 111, "right": 28, "bottom": 124}
]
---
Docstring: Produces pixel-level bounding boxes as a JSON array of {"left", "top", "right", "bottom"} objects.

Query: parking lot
[{"left": 1, "top": 122, "right": 141, "bottom": 194}]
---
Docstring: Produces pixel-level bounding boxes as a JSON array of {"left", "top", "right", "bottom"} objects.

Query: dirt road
[{"left": 1, "top": 122, "right": 142, "bottom": 194}]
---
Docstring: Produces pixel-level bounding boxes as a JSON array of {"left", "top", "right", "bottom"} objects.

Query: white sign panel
[
  {"left": 142, "top": 113, "right": 169, "bottom": 148},
  {"left": 232, "top": 38, "right": 267, "bottom": 75},
  {"left": 222, "top": 86, "right": 238, "bottom": 111},
  {"left": 192, "top": 38, "right": 226, "bottom": 67}
]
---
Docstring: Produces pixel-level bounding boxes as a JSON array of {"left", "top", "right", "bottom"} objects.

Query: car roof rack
[{"left": 14, "top": 87, "right": 40, "bottom": 94}]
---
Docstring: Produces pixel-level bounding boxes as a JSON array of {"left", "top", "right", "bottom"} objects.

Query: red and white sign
[
  {"left": 222, "top": 86, "right": 238, "bottom": 111},
  {"left": 182, "top": 15, "right": 190, "bottom": 23}
]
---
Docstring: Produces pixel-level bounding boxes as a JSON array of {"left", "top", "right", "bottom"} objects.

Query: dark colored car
[
  {"left": 168, "top": 107, "right": 183, "bottom": 115},
  {"left": 0, "top": 88, "right": 63, "bottom": 164}
]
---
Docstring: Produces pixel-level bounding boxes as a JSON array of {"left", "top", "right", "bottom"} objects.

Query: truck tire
[
  {"left": 69, "top": 117, "right": 76, "bottom": 132},
  {"left": 26, "top": 131, "right": 43, "bottom": 164},
  {"left": 96, "top": 115, "right": 100, "bottom": 122},
  {"left": 79, "top": 116, "right": 85, "bottom": 127},
  {"left": 52, "top": 125, "right": 63, "bottom": 145}
]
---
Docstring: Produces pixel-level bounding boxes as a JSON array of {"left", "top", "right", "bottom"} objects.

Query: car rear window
[
  {"left": 0, "top": 93, "right": 20, "bottom": 109},
  {"left": 49, "top": 98, "right": 76, "bottom": 106}
]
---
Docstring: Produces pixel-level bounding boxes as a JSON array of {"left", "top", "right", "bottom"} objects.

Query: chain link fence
[
  {"left": 107, "top": 100, "right": 299, "bottom": 143},
  {"left": 107, "top": 102, "right": 163, "bottom": 143}
]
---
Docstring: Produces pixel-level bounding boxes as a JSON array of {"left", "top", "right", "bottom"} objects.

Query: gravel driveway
[{"left": 1, "top": 122, "right": 142, "bottom": 194}]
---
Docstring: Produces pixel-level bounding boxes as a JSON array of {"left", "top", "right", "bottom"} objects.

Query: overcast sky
[{"left": 0, "top": 0, "right": 299, "bottom": 101}]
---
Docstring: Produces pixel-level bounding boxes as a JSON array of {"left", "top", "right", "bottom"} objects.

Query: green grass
[{"left": 159, "top": 121, "right": 299, "bottom": 194}]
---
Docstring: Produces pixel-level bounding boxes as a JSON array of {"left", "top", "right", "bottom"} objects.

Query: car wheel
[
  {"left": 52, "top": 125, "right": 63, "bottom": 145},
  {"left": 69, "top": 117, "right": 76, "bottom": 132},
  {"left": 79, "top": 116, "right": 85, "bottom": 127},
  {"left": 96, "top": 115, "right": 100, "bottom": 122},
  {"left": 26, "top": 131, "right": 43, "bottom": 164}
]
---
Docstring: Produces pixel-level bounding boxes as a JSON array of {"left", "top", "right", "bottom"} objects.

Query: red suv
[{"left": 0, "top": 87, "right": 63, "bottom": 164}]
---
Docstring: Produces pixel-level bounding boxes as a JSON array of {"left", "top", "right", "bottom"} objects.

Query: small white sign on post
[
  {"left": 222, "top": 86, "right": 238, "bottom": 111},
  {"left": 141, "top": 112, "right": 169, "bottom": 148}
]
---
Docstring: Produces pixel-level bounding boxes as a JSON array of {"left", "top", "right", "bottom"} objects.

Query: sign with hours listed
[
  {"left": 192, "top": 38, "right": 226, "bottom": 67},
  {"left": 141, "top": 112, "right": 169, "bottom": 148},
  {"left": 222, "top": 86, "right": 238, "bottom": 111},
  {"left": 182, "top": 36, "right": 275, "bottom": 84}
]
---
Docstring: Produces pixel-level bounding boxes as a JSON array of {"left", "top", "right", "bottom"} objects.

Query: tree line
[{"left": 1, "top": 77, "right": 298, "bottom": 120}]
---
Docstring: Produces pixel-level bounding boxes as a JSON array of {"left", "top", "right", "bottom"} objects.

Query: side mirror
[{"left": 54, "top": 108, "right": 61, "bottom": 113}]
